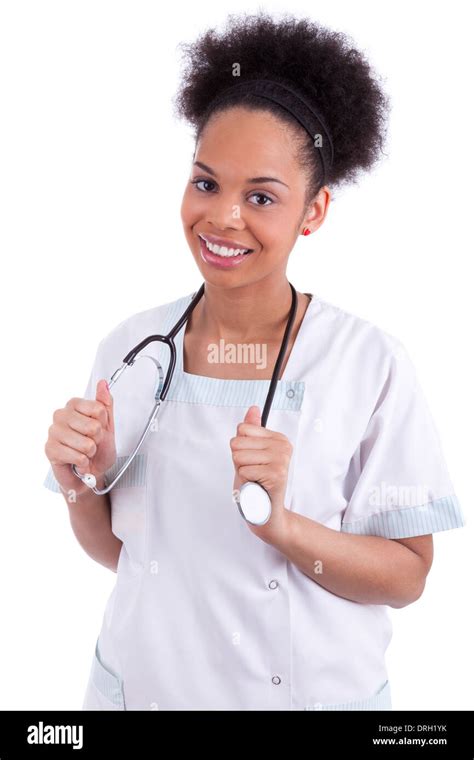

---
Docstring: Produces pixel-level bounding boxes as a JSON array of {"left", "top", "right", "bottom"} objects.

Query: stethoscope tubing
[{"left": 71, "top": 282, "right": 298, "bottom": 521}]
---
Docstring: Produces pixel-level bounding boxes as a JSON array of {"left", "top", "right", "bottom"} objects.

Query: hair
[{"left": 173, "top": 12, "right": 391, "bottom": 211}]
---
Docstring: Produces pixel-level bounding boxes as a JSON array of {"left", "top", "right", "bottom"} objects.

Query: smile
[
  {"left": 198, "top": 234, "right": 253, "bottom": 257},
  {"left": 198, "top": 235, "right": 256, "bottom": 270}
]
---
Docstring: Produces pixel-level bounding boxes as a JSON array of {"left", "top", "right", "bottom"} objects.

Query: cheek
[
  {"left": 180, "top": 186, "right": 198, "bottom": 226},
  {"left": 251, "top": 220, "right": 293, "bottom": 256}
]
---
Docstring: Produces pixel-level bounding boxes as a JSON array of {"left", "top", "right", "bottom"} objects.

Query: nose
[{"left": 204, "top": 192, "right": 247, "bottom": 231}]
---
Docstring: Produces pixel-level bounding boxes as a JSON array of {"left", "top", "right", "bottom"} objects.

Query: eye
[
  {"left": 190, "top": 178, "right": 217, "bottom": 192},
  {"left": 248, "top": 192, "right": 274, "bottom": 207},
  {"left": 190, "top": 179, "right": 275, "bottom": 207}
]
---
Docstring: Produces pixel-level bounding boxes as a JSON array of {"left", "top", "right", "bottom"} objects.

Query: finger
[
  {"left": 95, "top": 379, "right": 115, "bottom": 436},
  {"left": 230, "top": 435, "right": 270, "bottom": 450},
  {"left": 55, "top": 424, "right": 98, "bottom": 460},
  {"left": 67, "top": 410, "right": 104, "bottom": 445},
  {"left": 236, "top": 422, "right": 286, "bottom": 440},
  {"left": 67, "top": 397, "right": 108, "bottom": 428},
  {"left": 242, "top": 405, "right": 262, "bottom": 426},
  {"left": 232, "top": 449, "right": 272, "bottom": 466},
  {"left": 235, "top": 464, "right": 270, "bottom": 482},
  {"left": 48, "top": 443, "right": 91, "bottom": 472}
]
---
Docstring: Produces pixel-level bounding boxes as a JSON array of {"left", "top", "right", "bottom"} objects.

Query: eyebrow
[{"left": 193, "top": 161, "right": 289, "bottom": 189}]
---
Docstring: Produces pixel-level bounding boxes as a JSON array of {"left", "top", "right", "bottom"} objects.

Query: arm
[
  {"left": 230, "top": 407, "right": 434, "bottom": 608},
  {"left": 60, "top": 477, "right": 123, "bottom": 573},
  {"left": 45, "top": 384, "right": 122, "bottom": 573},
  {"left": 270, "top": 510, "right": 434, "bottom": 608}
]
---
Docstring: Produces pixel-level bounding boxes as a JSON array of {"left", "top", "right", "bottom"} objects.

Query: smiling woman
[
  {"left": 174, "top": 11, "right": 390, "bottom": 212},
  {"left": 174, "top": 12, "right": 390, "bottom": 322},
  {"left": 43, "top": 10, "right": 465, "bottom": 713}
]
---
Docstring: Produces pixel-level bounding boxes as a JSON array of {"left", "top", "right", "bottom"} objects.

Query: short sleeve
[
  {"left": 341, "top": 341, "right": 466, "bottom": 539},
  {"left": 43, "top": 339, "right": 105, "bottom": 493}
]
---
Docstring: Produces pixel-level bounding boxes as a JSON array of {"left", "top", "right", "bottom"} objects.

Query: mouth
[{"left": 197, "top": 234, "right": 255, "bottom": 269}]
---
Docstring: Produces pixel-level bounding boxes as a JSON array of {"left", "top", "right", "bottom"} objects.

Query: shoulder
[
  {"left": 314, "top": 294, "right": 407, "bottom": 357},
  {"left": 96, "top": 291, "right": 194, "bottom": 358},
  {"left": 309, "top": 294, "right": 413, "bottom": 389}
]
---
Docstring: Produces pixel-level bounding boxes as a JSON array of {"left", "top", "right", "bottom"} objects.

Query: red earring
[{"left": 302, "top": 228, "right": 311, "bottom": 236}]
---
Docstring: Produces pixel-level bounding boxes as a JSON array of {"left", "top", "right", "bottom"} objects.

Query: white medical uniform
[{"left": 44, "top": 290, "right": 465, "bottom": 711}]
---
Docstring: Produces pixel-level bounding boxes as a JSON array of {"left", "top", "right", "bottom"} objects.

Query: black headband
[{"left": 206, "top": 78, "right": 334, "bottom": 186}]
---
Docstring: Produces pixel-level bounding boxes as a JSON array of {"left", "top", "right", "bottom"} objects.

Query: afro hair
[{"left": 173, "top": 11, "right": 391, "bottom": 204}]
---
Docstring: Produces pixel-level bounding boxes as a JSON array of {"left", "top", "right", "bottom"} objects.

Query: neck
[{"left": 194, "top": 276, "right": 295, "bottom": 342}]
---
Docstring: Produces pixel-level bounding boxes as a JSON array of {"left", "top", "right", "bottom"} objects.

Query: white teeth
[{"left": 200, "top": 236, "right": 250, "bottom": 257}]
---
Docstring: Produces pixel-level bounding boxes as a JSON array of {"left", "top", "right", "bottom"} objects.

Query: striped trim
[
  {"left": 157, "top": 292, "right": 306, "bottom": 410},
  {"left": 90, "top": 639, "right": 125, "bottom": 708},
  {"left": 341, "top": 493, "right": 465, "bottom": 538},
  {"left": 104, "top": 454, "right": 148, "bottom": 488},
  {"left": 43, "top": 467, "right": 62, "bottom": 493},
  {"left": 308, "top": 679, "right": 391, "bottom": 711},
  {"left": 43, "top": 454, "right": 148, "bottom": 493},
  {"left": 166, "top": 374, "right": 305, "bottom": 409}
]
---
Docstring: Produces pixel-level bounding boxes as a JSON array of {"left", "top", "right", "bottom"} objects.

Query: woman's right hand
[{"left": 44, "top": 379, "right": 116, "bottom": 495}]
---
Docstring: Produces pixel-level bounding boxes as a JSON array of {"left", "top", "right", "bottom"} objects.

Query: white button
[
  {"left": 286, "top": 389, "right": 295, "bottom": 398},
  {"left": 268, "top": 579, "right": 279, "bottom": 590},
  {"left": 272, "top": 675, "right": 281, "bottom": 685}
]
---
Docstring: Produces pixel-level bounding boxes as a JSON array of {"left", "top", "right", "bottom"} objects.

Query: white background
[{"left": 0, "top": 0, "right": 471, "bottom": 710}]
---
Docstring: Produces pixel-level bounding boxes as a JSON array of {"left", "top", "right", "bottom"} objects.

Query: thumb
[
  {"left": 243, "top": 405, "right": 262, "bottom": 426},
  {"left": 96, "top": 379, "right": 114, "bottom": 434}
]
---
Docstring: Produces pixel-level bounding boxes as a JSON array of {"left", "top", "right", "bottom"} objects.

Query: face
[{"left": 180, "top": 106, "right": 330, "bottom": 290}]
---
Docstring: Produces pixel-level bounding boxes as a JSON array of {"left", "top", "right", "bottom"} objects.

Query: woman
[{"left": 44, "top": 12, "right": 465, "bottom": 710}]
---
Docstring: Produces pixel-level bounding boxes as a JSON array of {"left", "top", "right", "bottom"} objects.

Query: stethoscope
[{"left": 72, "top": 282, "right": 298, "bottom": 526}]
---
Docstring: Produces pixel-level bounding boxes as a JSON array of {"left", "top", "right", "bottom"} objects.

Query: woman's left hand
[{"left": 230, "top": 405, "right": 292, "bottom": 543}]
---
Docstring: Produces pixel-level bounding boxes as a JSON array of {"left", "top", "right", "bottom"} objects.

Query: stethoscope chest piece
[{"left": 235, "top": 482, "right": 272, "bottom": 526}]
